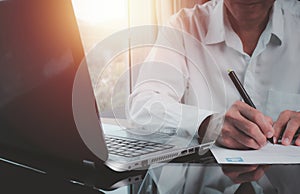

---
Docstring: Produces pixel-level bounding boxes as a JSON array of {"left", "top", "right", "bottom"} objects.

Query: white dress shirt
[{"left": 128, "top": 0, "right": 300, "bottom": 139}]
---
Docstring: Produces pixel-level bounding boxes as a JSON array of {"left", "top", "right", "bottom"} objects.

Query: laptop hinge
[
  {"left": 82, "top": 160, "right": 96, "bottom": 169},
  {"left": 81, "top": 160, "right": 97, "bottom": 188}
]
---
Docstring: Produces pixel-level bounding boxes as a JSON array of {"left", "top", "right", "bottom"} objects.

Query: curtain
[
  {"left": 129, "top": 0, "right": 209, "bottom": 90},
  {"left": 129, "top": 0, "right": 209, "bottom": 26},
  {"left": 155, "top": 0, "right": 209, "bottom": 25}
]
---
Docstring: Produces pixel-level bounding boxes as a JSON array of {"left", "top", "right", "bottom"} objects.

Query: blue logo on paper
[{"left": 226, "top": 157, "right": 244, "bottom": 162}]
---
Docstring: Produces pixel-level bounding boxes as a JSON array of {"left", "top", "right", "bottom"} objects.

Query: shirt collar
[
  {"left": 203, "top": 0, "right": 225, "bottom": 45},
  {"left": 203, "top": 0, "right": 284, "bottom": 45},
  {"left": 269, "top": 0, "right": 284, "bottom": 45}
]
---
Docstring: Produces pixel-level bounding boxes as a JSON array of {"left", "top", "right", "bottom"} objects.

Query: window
[
  {"left": 71, "top": 0, "right": 208, "bottom": 118},
  {"left": 72, "top": 0, "right": 129, "bottom": 118}
]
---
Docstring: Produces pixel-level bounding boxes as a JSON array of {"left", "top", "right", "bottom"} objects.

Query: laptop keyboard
[{"left": 105, "top": 136, "right": 174, "bottom": 158}]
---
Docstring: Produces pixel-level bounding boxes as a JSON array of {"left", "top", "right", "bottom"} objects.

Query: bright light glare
[{"left": 72, "top": 0, "right": 127, "bottom": 24}]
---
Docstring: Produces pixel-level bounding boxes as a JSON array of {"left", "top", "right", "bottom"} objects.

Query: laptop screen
[{"left": 0, "top": 0, "right": 102, "bottom": 164}]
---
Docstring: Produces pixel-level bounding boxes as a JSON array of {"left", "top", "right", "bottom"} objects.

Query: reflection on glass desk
[{"left": 1, "top": 143, "right": 300, "bottom": 194}]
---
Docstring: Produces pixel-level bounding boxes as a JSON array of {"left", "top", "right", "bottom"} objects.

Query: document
[{"left": 210, "top": 142, "right": 300, "bottom": 164}]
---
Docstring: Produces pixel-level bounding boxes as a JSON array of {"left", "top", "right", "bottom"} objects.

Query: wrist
[{"left": 198, "top": 115, "right": 212, "bottom": 141}]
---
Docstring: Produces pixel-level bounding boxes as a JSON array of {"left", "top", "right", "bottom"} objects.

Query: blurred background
[{"left": 71, "top": 0, "right": 208, "bottom": 118}]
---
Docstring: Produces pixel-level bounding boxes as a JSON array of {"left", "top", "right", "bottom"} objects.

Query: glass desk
[{"left": 0, "top": 143, "right": 299, "bottom": 194}]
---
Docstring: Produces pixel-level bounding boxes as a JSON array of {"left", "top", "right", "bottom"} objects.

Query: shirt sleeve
[{"left": 128, "top": 21, "right": 214, "bottom": 137}]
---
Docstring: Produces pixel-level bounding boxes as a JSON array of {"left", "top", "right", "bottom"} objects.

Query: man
[{"left": 129, "top": 0, "right": 300, "bottom": 149}]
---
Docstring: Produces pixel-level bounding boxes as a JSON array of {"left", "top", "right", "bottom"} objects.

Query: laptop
[
  {"left": 0, "top": 141, "right": 148, "bottom": 192},
  {"left": 0, "top": 0, "right": 213, "bottom": 172}
]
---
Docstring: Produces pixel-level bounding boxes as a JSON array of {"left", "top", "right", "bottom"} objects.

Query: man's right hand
[
  {"left": 222, "top": 164, "right": 269, "bottom": 183},
  {"left": 216, "top": 101, "right": 274, "bottom": 149}
]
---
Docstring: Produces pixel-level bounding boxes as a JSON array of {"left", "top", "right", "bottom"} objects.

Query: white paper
[{"left": 210, "top": 142, "right": 300, "bottom": 164}]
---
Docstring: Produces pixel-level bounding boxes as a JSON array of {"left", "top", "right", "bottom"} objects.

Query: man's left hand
[{"left": 273, "top": 110, "right": 300, "bottom": 145}]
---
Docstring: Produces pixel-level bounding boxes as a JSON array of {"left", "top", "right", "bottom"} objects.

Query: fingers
[
  {"left": 237, "top": 101, "right": 274, "bottom": 139},
  {"left": 218, "top": 121, "right": 262, "bottom": 149},
  {"left": 233, "top": 115, "right": 266, "bottom": 147},
  {"left": 295, "top": 134, "right": 300, "bottom": 146},
  {"left": 217, "top": 136, "right": 248, "bottom": 150},
  {"left": 222, "top": 165, "right": 259, "bottom": 183},
  {"left": 273, "top": 110, "right": 300, "bottom": 145},
  {"left": 222, "top": 165, "right": 269, "bottom": 183},
  {"left": 273, "top": 110, "right": 289, "bottom": 144},
  {"left": 221, "top": 101, "right": 273, "bottom": 149}
]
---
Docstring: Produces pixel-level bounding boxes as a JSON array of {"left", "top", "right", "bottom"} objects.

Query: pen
[{"left": 228, "top": 69, "right": 273, "bottom": 144}]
